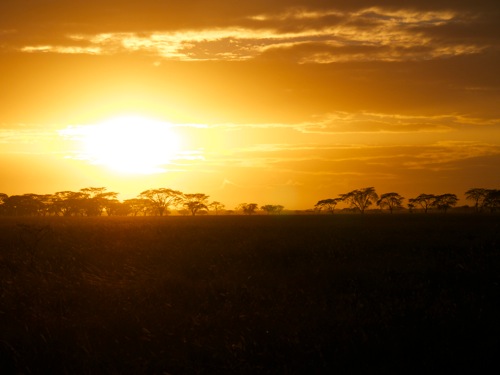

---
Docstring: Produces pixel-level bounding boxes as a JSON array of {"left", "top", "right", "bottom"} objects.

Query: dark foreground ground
[{"left": 0, "top": 214, "right": 499, "bottom": 374}]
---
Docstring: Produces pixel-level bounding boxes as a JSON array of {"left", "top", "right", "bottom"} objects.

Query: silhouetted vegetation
[
  {"left": 466, "top": 188, "right": 500, "bottom": 213},
  {"left": 236, "top": 203, "right": 259, "bottom": 215},
  {"left": 1, "top": 186, "right": 500, "bottom": 217},
  {"left": 340, "top": 187, "right": 378, "bottom": 214},
  {"left": 377, "top": 192, "right": 405, "bottom": 213},
  {"left": 314, "top": 198, "right": 342, "bottom": 214},
  {"left": 261, "top": 204, "right": 284, "bottom": 215}
]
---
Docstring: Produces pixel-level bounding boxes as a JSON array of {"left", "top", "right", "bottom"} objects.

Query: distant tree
[
  {"left": 123, "top": 198, "right": 150, "bottom": 216},
  {"left": 377, "top": 192, "right": 404, "bottom": 214},
  {"left": 237, "top": 203, "right": 259, "bottom": 215},
  {"left": 1, "top": 194, "right": 45, "bottom": 216},
  {"left": 80, "top": 187, "right": 118, "bottom": 216},
  {"left": 409, "top": 194, "right": 436, "bottom": 213},
  {"left": 314, "top": 198, "right": 342, "bottom": 214},
  {"left": 52, "top": 191, "right": 87, "bottom": 216},
  {"left": 178, "top": 209, "right": 190, "bottom": 216},
  {"left": 465, "top": 188, "right": 488, "bottom": 212},
  {"left": 139, "top": 188, "right": 183, "bottom": 216},
  {"left": 208, "top": 201, "right": 225, "bottom": 215},
  {"left": 261, "top": 204, "right": 284, "bottom": 215},
  {"left": 340, "top": 187, "right": 378, "bottom": 214},
  {"left": 103, "top": 199, "right": 130, "bottom": 216},
  {"left": 432, "top": 194, "right": 459, "bottom": 213},
  {"left": 0, "top": 193, "right": 7, "bottom": 215},
  {"left": 183, "top": 193, "right": 209, "bottom": 216},
  {"left": 35, "top": 194, "right": 54, "bottom": 216},
  {"left": 407, "top": 202, "right": 416, "bottom": 213},
  {"left": 483, "top": 189, "right": 500, "bottom": 213}
]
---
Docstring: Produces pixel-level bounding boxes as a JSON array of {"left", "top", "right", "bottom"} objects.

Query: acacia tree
[
  {"left": 139, "top": 188, "right": 183, "bottom": 216},
  {"left": 183, "top": 193, "right": 209, "bottom": 216},
  {"left": 465, "top": 188, "right": 488, "bottom": 212},
  {"left": 123, "top": 198, "right": 150, "bottom": 216},
  {"left": 483, "top": 189, "right": 500, "bottom": 212},
  {"left": 52, "top": 191, "right": 87, "bottom": 216},
  {"left": 340, "top": 187, "right": 378, "bottom": 214},
  {"left": 103, "top": 199, "right": 131, "bottom": 216},
  {"left": 261, "top": 204, "right": 284, "bottom": 215},
  {"left": 1, "top": 194, "right": 44, "bottom": 216},
  {"left": 237, "top": 203, "right": 259, "bottom": 215},
  {"left": 409, "top": 194, "right": 436, "bottom": 213},
  {"left": 432, "top": 194, "right": 459, "bottom": 213},
  {"left": 314, "top": 198, "right": 342, "bottom": 214},
  {"left": 377, "top": 192, "right": 404, "bottom": 214},
  {"left": 208, "top": 201, "right": 225, "bottom": 215},
  {"left": 80, "top": 187, "right": 118, "bottom": 216}
]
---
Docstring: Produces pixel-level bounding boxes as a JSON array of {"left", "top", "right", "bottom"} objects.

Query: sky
[{"left": 1, "top": 0, "right": 500, "bottom": 210}]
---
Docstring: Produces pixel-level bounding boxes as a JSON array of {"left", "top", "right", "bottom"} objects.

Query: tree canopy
[
  {"left": 377, "top": 192, "right": 405, "bottom": 214},
  {"left": 340, "top": 187, "right": 378, "bottom": 214}
]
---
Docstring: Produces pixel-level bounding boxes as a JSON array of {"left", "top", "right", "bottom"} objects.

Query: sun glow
[{"left": 61, "top": 115, "right": 183, "bottom": 174}]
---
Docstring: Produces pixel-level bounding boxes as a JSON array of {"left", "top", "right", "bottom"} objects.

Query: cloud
[
  {"left": 401, "top": 141, "right": 500, "bottom": 170},
  {"left": 193, "top": 138, "right": 500, "bottom": 183},
  {"left": 298, "top": 112, "right": 500, "bottom": 134},
  {"left": 0, "top": 125, "right": 65, "bottom": 156},
  {"left": 9, "top": 4, "right": 497, "bottom": 63},
  {"left": 219, "top": 178, "right": 241, "bottom": 189}
]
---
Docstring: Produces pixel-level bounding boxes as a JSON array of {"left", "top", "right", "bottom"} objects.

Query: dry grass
[{"left": 1, "top": 214, "right": 499, "bottom": 374}]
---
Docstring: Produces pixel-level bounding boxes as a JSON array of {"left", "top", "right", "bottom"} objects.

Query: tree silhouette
[
  {"left": 261, "top": 204, "right": 284, "bottom": 215},
  {"left": 465, "top": 188, "right": 488, "bottom": 212},
  {"left": 80, "top": 187, "right": 118, "bottom": 216},
  {"left": 52, "top": 191, "right": 87, "bottom": 216},
  {"left": 483, "top": 189, "right": 500, "bottom": 213},
  {"left": 409, "top": 194, "right": 436, "bottom": 213},
  {"left": 314, "top": 198, "right": 342, "bottom": 214},
  {"left": 432, "top": 194, "right": 459, "bottom": 213},
  {"left": 237, "top": 203, "right": 259, "bottom": 215},
  {"left": 208, "top": 201, "right": 225, "bottom": 215},
  {"left": 139, "top": 188, "right": 183, "bottom": 216},
  {"left": 377, "top": 192, "right": 404, "bottom": 214},
  {"left": 340, "top": 187, "right": 378, "bottom": 214},
  {"left": 123, "top": 198, "right": 150, "bottom": 216},
  {"left": 4, "top": 193, "right": 56, "bottom": 216},
  {"left": 103, "top": 199, "right": 130, "bottom": 216},
  {"left": 183, "top": 193, "right": 209, "bottom": 216}
]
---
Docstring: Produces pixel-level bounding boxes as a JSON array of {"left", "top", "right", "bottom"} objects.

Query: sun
[{"left": 61, "top": 115, "right": 183, "bottom": 174}]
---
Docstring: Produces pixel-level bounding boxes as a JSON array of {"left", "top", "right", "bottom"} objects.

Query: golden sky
[{"left": 1, "top": 0, "right": 499, "bottom": 209}]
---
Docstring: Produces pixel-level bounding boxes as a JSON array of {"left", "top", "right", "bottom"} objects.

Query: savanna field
[{"left": 1, "top": 214, "right": 499, "bottom": 374}]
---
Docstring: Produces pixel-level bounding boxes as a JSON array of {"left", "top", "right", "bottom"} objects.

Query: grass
[{"left": 1, "top": 214, "right": 499, "bottom": 374}]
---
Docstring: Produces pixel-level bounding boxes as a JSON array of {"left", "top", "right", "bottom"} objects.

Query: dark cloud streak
[{"left": 1, "top": 0, "right": 498, "bottom": 36}]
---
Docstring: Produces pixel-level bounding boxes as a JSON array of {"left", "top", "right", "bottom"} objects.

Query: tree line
[
  {"left": 0, "top": 188, "right": 217, "bottom": 217},
  {"left": 0, "top": 187, "right": 287, "bottom": 217},
  {"left": 314, "top": 187, "right": 500, "bottom": 214},
  {"left": 1, "top": 186, "right": 499, "bottom": 217}
]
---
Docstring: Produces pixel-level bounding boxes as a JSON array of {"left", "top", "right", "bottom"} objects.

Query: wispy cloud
[
  {"left": 402, "top": 141, "right": 500, "bottom": 170},
  {"left": 199, "top": 112, "right": 500, "bottom": 134},
  {"left": 16, "top": 7, "right": 491, "bottom": 62},
  {"left": 0, "top": 126, "right": 60, "bottom": 149},
  {"left": 298, "top": 112, "right": 500, "bottom": 134}
]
